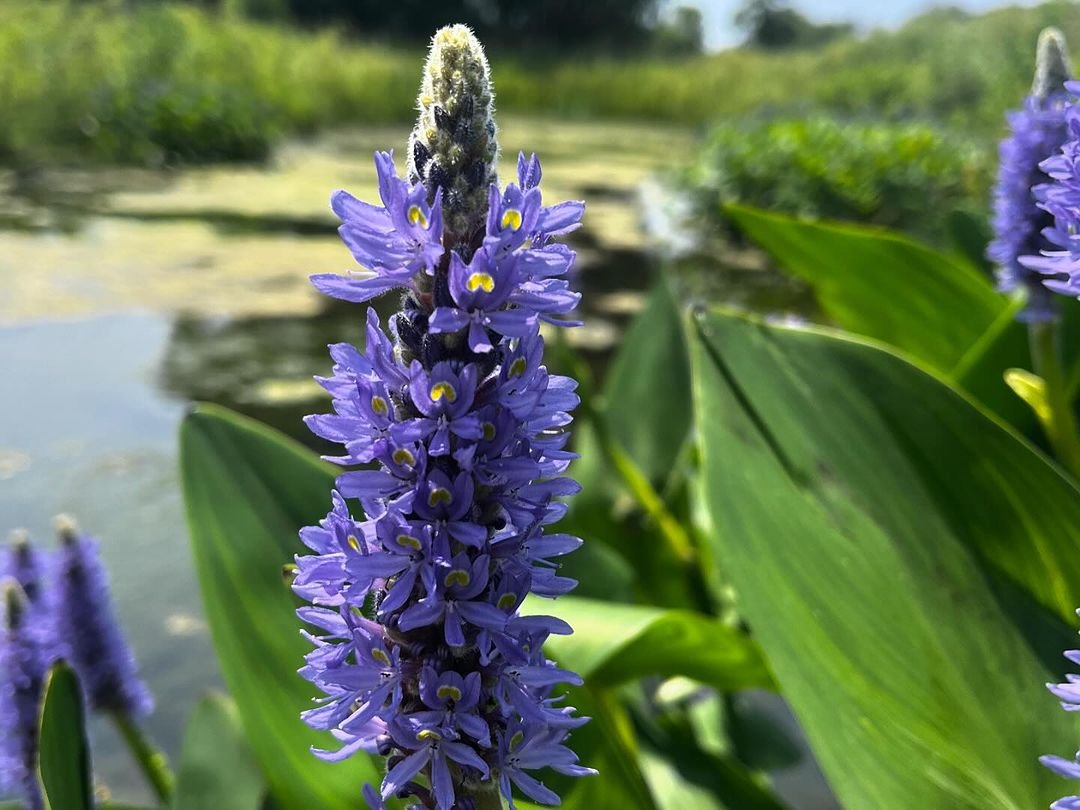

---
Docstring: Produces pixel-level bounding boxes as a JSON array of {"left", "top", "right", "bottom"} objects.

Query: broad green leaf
[
  {"left": 726, "top": 204, "right": 1033, "bottom": 426},
  {"left": 602, "top": 282, "right": 692, "bottom": 482},
  {"left": 179, "top": 404, "right": 379, "bottom": 809},
  {"left": 690, "top": 308, "right": 1080, "bottom": 808},
  {"left": 38, "top": 662, "right": 92, "bottom": 810},
  {"left": 180, "top": 404, "right": 654, "bottom": 810},
  {"left": 535, "top": 595, "right": 773, "bottom": 691},
  {"left": 173, "top": 693, "right": 264, "bottom": 810}
]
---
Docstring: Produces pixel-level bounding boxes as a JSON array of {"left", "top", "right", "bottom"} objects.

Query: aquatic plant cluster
[
  {"left": 293, "top": 25, "right": 594, "bottom": 810},
  {"left": 0, "top": 519, "right": 151, "bottom": 808}
]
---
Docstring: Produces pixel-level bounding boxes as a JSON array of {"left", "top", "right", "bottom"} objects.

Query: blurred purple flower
[
  {"left": 53, "top": 518, "right": 153, "bottom": 718},
  {"left": 989, "top": 92, "right": 1070, "bottom": 320},
  {"left": 0, "top": 580, "right": 47, "bottom": 809}
]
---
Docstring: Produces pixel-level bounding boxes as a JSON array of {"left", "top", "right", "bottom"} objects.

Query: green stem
[
  {"left": 111, "top": 711, "right": 174, "bottom": 804},
  {"left": 1031, "top": 320, "right": 1080, "bottom": 479},
  {"left": 470, "top": 781, "right": 505, "bottom": 810}
]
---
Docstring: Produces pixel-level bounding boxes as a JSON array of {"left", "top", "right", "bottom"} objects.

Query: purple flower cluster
[
  {"left": 989, "top": 90, "right": 1070, "bottom": 321},
  {"left": 1018, "top": 81, "right": 1080, "bottom": 302},
  {"left": 1040, "top": 614, "right": 1080, "bottom": 809},
  {"left": 54, "top": 524, "right": 154, "bottom": 717},
  {"left": 0, "top": 523, "right": 151, "bottom": 806},
  {"left": 0, "top": 579, "right": 49, "bottom": 810},
  {"left": 295, "top": 150, "right": 596, "bottom": 809}
]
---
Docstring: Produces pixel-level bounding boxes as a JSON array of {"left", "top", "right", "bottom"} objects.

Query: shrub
[{"left": 680, "top": 116, "right": 993, "bottom": 246}]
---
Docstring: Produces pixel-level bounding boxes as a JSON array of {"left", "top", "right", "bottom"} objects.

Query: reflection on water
[{"left": 0, "top": 119, "right": 833, "bottom": 807}]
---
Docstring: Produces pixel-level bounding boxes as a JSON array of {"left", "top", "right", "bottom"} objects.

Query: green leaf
[
  {"left": 690, "top": 308, "right": 1080, "bottom": 808},
  {"left": 179, "top": 403, "right": 380, "bottom": 809},
  {"left": 173, "top": 693, "right": 264, "bottom": 810},
  {"left": 726, "top": 205, "right": 1034, "bottom": 426},
  {"left": 38, "top": 662, "right": 92, "bottom": 810},
  {"left": 602, "top": 282, "right": 692, "bottom": 482},
  {"left": 534, "top": 595, "right": 773, "bottom": 692}
]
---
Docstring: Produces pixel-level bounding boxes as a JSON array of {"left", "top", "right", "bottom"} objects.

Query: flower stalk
[{"left": 111, "top": 710, "right": 175, "bottom": 803}]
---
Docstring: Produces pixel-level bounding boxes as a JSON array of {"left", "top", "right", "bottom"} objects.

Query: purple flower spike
[
  {"left": 295, "top": 28, "right": 593, "bottom": 810},
  {"left": 53, "top": 517, "right": 153, "bottom": 718},
  {"left": 990, "top": 92, "right": 1070, "bottom": 320},
  {"left": 0, "top": 580, "right": 47, "bottom": 810}
]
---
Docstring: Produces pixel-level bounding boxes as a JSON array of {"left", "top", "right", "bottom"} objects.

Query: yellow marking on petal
[
  {"left": 508, "top": 357, "right": 527, "bottom": 378},
  {"left": 437, "top": 685, "right": 463, "bottom": 701},
  {"left": 497, "top": 593, "right": 517, "bottom": 611},
  {"left": 417, "top": 729, "right": 442, "bottom": 742},
  {"left": 430, "top": 381, "right": 457, "bottom": 402},
  {"left": 408, "top": 204, "right": 429, "bottom": 228},
  {"left": 396, "top": 534, "right": 422, "bottom": 550},
  {"left": 501, "top": 208, "right": 523, "bottom": 231},
  {"left": 428, "top": 487, "right": 453, "bottom": 507},
  {"left": 509, "top": 730, "right": 525, "bottom": 752},
  {"left": 371, "top": 648, "right": 391, "bottom": 666},
  {"left": 392, "top": 448, "right": 416, "bottom": 466},
  {"left": 482, "top": 422, "right": 496, "bottom": 442},
  {"left": 371, "top": 396, "right": 389, "bottom": 416},
  {"left": 467, "top": 272, "right": 495, "bottom": 293},
  {"left": 445, "top": 569, "right": 471, "bottom": 588},
  {"left": 347, "top": 535, "right": 362, "bottom": 552}
]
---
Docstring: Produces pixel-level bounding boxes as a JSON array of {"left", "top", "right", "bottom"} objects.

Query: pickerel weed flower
[
  {"left": 53, "top": 516, "right": 153, "bottom": 718},
  {"left": 1040, "top": 612, "right": 1080, "bottom": 809},
  {"left": 990, "top": 28, "right": 1072, "bottom": 321},
  {"left": 295, "top": 25, "right": 594, "bottom": 810},
  {"left": 0, "top": 580, "right": 48, "bottom": 810}
]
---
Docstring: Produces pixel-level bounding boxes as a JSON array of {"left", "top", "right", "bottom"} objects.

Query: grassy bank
[{"left": 3, "top": 1, "right": 1079, "bottom": 165}]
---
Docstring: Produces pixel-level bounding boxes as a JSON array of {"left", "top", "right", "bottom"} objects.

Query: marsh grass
[{"left": 4, "top": 0, "right": 1080, "bottom": 165}]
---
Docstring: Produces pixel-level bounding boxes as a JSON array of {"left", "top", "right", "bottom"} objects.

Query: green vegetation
[
  {"left": 5, "top": 1, "right": 1080, "bottom": 165},
  {"left": 680, "top": 116, "right": 992, "bottom": 247}
]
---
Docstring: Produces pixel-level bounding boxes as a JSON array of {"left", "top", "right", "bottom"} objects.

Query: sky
[{"left": 694, "top": 0, "right": 1048, "bottom": 49}]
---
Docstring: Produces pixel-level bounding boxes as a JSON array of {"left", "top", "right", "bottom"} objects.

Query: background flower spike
[{"left": 0, "top": 579, "right": 47, "bottom": 810}]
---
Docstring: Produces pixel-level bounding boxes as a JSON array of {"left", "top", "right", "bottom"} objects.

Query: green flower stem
[
  {"left": 1031, "top": 320, "right": 1080, "bottom": 479},
  {"left": 111, "top": 711, "right": 174, "bottom": 803},
  {"left": 471, "top": 781, "right": 506, "bottom": 810}
]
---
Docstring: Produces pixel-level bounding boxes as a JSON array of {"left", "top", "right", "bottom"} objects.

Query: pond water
[{"left": 0, "top": 117, "right": 830, "bottom": 807}]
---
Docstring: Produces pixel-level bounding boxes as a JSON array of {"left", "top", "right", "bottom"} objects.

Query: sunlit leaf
[
  {"left": 690, "top": 308, "right": 1080, "bottom": 808},
  {"left": 726, "top": 204, "right": 1033, "bottom": 427}
]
